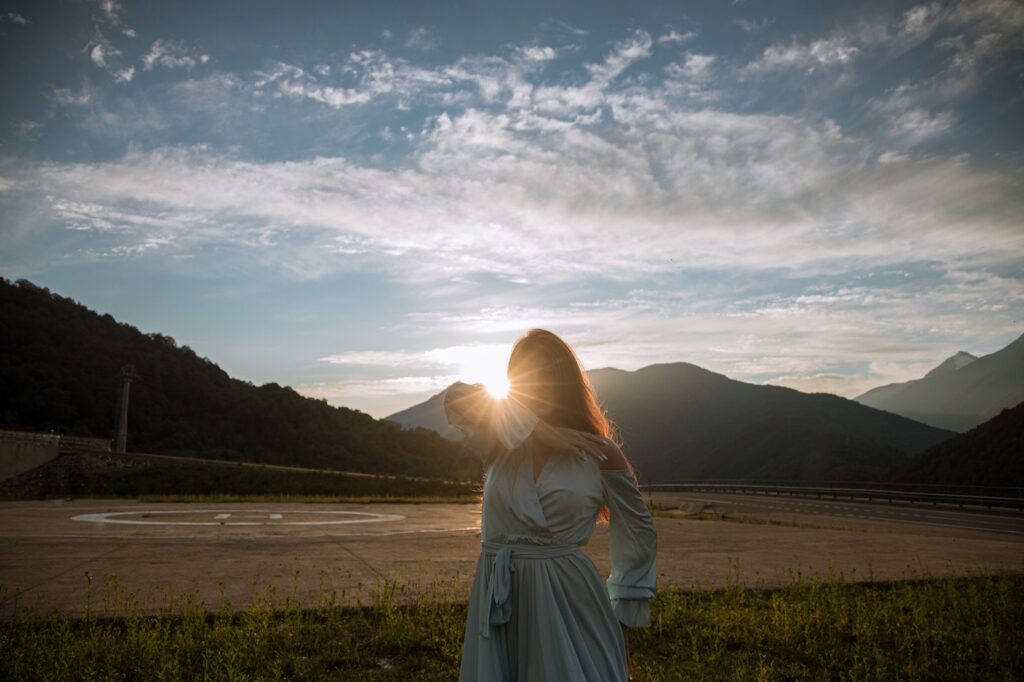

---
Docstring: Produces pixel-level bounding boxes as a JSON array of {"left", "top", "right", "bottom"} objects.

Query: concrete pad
[{"left": 0, "top": 498, "right": 1021, "bottom": 618}]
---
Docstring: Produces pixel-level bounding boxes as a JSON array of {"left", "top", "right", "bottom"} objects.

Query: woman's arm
[{"left": 601, "top": 442, "right": 657, "bottom": 629}]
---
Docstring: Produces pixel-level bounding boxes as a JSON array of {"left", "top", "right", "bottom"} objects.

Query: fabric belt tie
[{"left": 478, "top": 541, "right": 580, "bottom": 638}]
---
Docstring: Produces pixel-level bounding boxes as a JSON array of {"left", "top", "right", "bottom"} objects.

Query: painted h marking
[{"left": 215, "top": 512, "right": 283, "bottom": 520}]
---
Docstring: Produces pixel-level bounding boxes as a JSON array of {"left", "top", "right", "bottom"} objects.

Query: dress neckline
[{"left": 532, "top": 451, "right": 555, "bottom": 485}]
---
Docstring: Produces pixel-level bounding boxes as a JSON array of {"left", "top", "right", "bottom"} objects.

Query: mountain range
[
  {"left": 855, "top": 334, "right": 1024, "bottom": 432},
  {"left": 6, "top": 275, "right": 1018, "bottom": 487},
  {"left": 388, "top": 362, "right": 955, "bottom": 483}
]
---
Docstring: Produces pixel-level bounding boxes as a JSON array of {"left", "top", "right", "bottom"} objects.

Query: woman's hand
[
  {"left": 529, "top": 420, "right": 611, "bottom": 464},
  {"left": 443, "top": 382, "right": 490, "bottom": 433}
]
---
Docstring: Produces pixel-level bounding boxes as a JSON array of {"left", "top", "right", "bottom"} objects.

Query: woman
[{"left": 444, "top": 328, "right": 657, "bottom": 681}]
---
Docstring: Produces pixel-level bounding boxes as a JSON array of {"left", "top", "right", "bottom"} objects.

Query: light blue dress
[{"left": 445, "top": 384, "right": 658, "bottom": 682}]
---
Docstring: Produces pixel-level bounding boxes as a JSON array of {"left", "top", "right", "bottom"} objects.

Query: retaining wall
[{"left": 0, "top": 440, "right": 60, "bottom": 482}]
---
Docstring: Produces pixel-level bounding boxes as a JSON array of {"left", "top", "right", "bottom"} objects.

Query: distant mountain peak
[{"left": 924, "top": 351, "right": 978, "bottom": 379}]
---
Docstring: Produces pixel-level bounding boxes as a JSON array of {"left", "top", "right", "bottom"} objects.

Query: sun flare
[
  {"left": 453, "top": 345, "right": 511, "bottom": 400},
  {"left": 484, "top": 375, "right": 510, "bottom": 399}
]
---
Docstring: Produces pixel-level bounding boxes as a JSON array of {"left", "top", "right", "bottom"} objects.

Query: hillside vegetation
[
  {"left": 0, "top": 278, "right": 480, "bottom": 481},
  {"left": 892, "top": 401, "right": 1024, "bottom": 488}
]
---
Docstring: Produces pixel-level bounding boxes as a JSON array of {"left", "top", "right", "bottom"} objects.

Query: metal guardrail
[{"left": 642, "top": 482, "right": 1024, "bottom": 511}]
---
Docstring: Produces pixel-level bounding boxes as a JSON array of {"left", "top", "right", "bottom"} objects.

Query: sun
[
  {"left": 453, "top": 344, "right": 511, "bottom": 400},
  {"left": 483, "top": 374, "right": 510, "bottom": 399}
]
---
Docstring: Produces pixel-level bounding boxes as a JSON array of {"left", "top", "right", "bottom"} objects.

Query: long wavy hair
[
  {"left": 507, "top": 329, "right": 633, "bottom": 522},
  {"left": 507, "top": 329, "right": 616, "bottom": 440}
]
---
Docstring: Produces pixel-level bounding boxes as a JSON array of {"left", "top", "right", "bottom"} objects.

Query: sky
[{"left": 1, "top": 0, "right": 1022, "bottom": 418}]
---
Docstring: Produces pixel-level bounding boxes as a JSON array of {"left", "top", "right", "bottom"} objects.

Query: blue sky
[{"left": 1, "top": 0, "right": 1022, "bottom": 417}]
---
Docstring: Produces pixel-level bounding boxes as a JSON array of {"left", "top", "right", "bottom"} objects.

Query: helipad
[{"left": 1, "top": 498, "right": 1021, "bottom": 618}]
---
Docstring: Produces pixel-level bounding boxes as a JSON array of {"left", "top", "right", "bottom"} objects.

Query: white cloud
[
  {"left": 250, "top": 50, "right": 457, "bottom": 110},
  {"left": 870, "top": 84, "right": 954, "bottom": 148},
  {"left": 744, "top": 0, "right": 1024, "bottom": 94},
  {"left": 405, "top": 26, "right": 438, "bottom": 51},
  {"left": 586, "top": 30, "right": 653, "bottom": 84},
  {"left": 529, "top": 31, "right": 653, "bottom": 116},
  {"left": 49, "top": 83, "right": 97, "bottom": 108},
  {"left": 516, "top": 45, "right": 558, "bottom": 62},
  {"left": 9, "top": 120, "right": 42, "bottom": 140},
  {"left": 900, "top": 3, "right": 943, "bottom": 36},
  {"left": 89, "top": 0, "right": 135, "bottom": 35},
  {"left": 6, "top": 18, "right": 1023, "bottom": 413},
  {"left": 22, "top": 23, "right": 1024, "bottom": 291},
  {"left": 298, "top": 375, "right": 458, "bottom": 399},
  {"left": 20, "top": 104, "right": 1022, "bottom": 291},
  {"left": 3, "top": 12, "right": 29, "bottom": 25},
  {"left": 657, "top": 29, "right": 696, "bottom": 44},
  {"left": 746, "top": 35, "right": 860, "bottom": 72},
  {"left": 733, "top": 18, "right": 774, "bottom": 33},
  {"left": 666, "top": 52, "right": 715, "bottom": 81},
  {"left": 321, "top": 344, "right": 510, "bottom": 369},
  {"left": 142, "top": 39, "right": 204, "bottom": 71},
  {"left": 376, "top": 267, "right": 1023, "bottom": 406},
  {"left": 96, "top": 0, "right": 122, "bottom": 23},
  {"left": 89, "top": 42, "right": 116, "bottom": 68},
  {"left": 255, "top": 62, "right": 371, "bottom": 108},
  {"left": 935, "top": 32, "right": 1008, "bottom": 98},
  {"left": 295, "top": 375, "right": 459, "bottom": 416},
  {"left": 84, "top": 33, "right": 135, "bottom": 84}
]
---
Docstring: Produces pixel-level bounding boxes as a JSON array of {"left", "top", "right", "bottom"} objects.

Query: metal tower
[{"left": 115, "top": 364, "right": 139, "bottom": 453}]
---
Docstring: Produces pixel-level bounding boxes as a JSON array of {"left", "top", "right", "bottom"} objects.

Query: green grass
[{"left": 2, "top": 569, "right": 1021, "bottom": 681}]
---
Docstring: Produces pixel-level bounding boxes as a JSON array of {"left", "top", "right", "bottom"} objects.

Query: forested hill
[
  {"left": 890, "top": 401, "right": 1024, "bottom": 488},
  {"left": 0, "top": 278, "right": 480, "bottom": 480}
]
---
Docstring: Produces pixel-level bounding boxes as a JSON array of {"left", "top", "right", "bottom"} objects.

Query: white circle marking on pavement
[{"left": 70, "top": 510, "right": 406, "bottom": 526}]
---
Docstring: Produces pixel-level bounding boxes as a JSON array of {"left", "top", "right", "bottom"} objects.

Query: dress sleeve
[
  {"left": 601, "top": 467, "right": 658, "bottom": 627},
  {"left": 443, "top": 382, "right": 539, "bottom": 457}
]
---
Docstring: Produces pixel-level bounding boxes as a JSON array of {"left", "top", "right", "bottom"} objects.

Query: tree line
[{"left": 0, "top": 278, "right": 481, "bottom": 481}]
